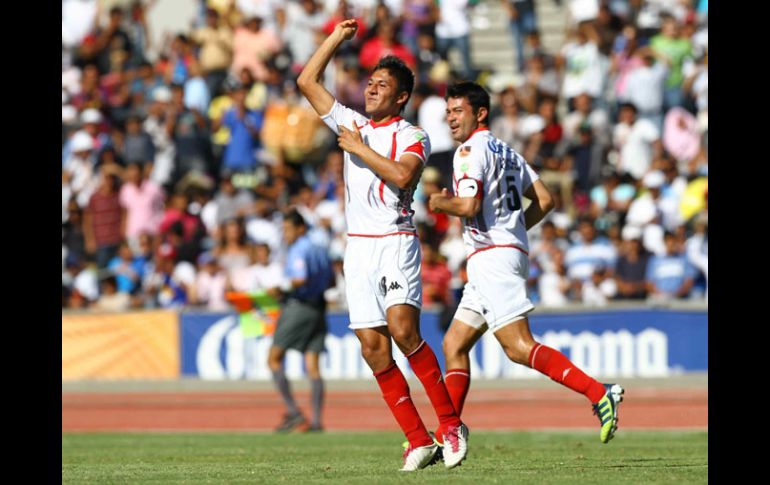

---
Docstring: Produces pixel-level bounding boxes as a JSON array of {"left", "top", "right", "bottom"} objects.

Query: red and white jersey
[
  {"left": 452, "top": 128, "right": 539, "bottom": 258},
  {"left": 322, "top": 101, "right": 431, "bottom": 236}
]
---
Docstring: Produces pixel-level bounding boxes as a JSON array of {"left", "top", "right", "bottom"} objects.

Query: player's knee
[
  {"left": 442, "top": 337, "right": 464, "bottom": 360},
  {"left": 501, "top": 339, "right": 531, "bottom": 365},
  {"left": 389, "top": 325, "right": 419, "bottom": 350},
  {"left": 360, "top": 341, "right": 387, "bottom": 365}
]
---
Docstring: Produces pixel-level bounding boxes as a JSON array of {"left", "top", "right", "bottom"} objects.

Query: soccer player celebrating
[
  {"left": 430, "top": 81, "right": 624, "bottom": 444},
  {"left": 297, "top": 20, "right": 468, "bottom": 470}
]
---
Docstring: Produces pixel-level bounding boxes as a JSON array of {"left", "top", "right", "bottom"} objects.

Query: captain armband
[{"left": 457, "top": 178, "right": 481, "bottom": 198}]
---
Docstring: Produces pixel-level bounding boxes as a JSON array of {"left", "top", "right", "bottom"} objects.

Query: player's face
[
  {"left": 446, "top": 96, "right": 481, "bottom": 143},
  {"left": 365, "top": 69, "right": 406, "bottom": 118}
]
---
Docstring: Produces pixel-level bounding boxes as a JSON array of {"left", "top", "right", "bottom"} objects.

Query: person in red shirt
[{"left": 359, "top": 20, "right": 416, "bottom": 71}]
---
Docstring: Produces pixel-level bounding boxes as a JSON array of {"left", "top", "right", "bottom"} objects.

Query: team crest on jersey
[
  {"left": 459, "top": 145, "right": 472, "bottom": 157},
  {"left": 460, "top": 161, "right": 469, "bottom": 172},
  {"left": 487, "top": 139, "right": 502, "bottom": 154}
]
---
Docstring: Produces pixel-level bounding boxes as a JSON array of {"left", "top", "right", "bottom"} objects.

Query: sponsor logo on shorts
[
  {"left": 389, "top": 281, "right": 403, "bottom": 292},
  {"left": 380, "top": 277, "right": 404, "bottom": 295}
]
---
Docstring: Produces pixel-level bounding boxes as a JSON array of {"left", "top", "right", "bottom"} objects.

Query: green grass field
[{"left": 62, "top": 431, "right": 707, "bottom": 484}]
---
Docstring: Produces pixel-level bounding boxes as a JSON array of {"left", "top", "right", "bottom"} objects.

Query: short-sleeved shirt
[
  {"left": 321, "top": 101, "right": 431, "bottom": 236},
  {"left": 285, "top": 235, "right": 332, "bottom": 302},
  {"left": 646, "top": 253, "right": 697, "bottom": 295},
  {"left": 452, "top": 128, "right": 538, "bottom": 258}
]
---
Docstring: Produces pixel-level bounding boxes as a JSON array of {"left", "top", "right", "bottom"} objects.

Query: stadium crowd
[{"left": 61, "top": 0, "right": 708, "bottom": 317}]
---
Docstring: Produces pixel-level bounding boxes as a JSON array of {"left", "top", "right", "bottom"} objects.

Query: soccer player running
[
  {"left": 429, "top": 82, "right": 624, "bottom": 444},
  {"left": 297, "top": 19, "right": 468, "bottom": 471}
]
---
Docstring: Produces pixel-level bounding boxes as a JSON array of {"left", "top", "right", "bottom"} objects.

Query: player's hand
[
  {"left": 334, "top": 19, "right": 358, "bottom": 41},
  {"left": 337, "top": 124, "right": 363, "bottom": 154},
  {"left": 429, "top": 188, "right": 450, "bottom": 213}
]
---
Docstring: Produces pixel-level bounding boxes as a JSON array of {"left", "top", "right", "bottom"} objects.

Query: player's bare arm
[
  {"left": 429, "top": 188, "right": 481, "bottom": 217},
  {"left": 337, "top": 125, "right": 424, "bottom": 189},
  {"left": 297, "top": 19, "right": 358, "bottom": 116},
  {"left": 523, "top": 179, "right": 555, "bottom": 230}
]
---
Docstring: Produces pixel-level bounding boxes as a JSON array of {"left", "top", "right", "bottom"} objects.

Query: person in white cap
[
  {"left": 80, "top": 108, "right": 110, "bottom": 153},
  {"left": 143, "top": 87, "right": 176, "bottom": 187},
  {"left": 63, "top": 131, "right": 97, "bottom": 202}
]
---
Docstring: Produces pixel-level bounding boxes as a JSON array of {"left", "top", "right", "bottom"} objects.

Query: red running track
[{"left": 62, "top": 387, "right": 707, "bottom": 432}]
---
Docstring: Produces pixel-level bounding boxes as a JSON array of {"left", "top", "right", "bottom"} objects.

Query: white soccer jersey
[
  {"left": 452, "top": 128, "right": 539, "bottom": 258},
  {"left": 322, "top": 101, "right": 431, "bottom": 236}
]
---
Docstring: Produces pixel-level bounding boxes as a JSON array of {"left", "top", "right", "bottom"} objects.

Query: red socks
[
  {"left": 528, "top": 343, "right": 606, "bottom": 404},
  {"left": 406, "top": 341, "right": 462, "bottom": 430},
  {"left": 374, "top": 362, "right": 433, "bottom": 447},
  {"left": 444, "top": 368, "right": 471, "bottom": 415}
]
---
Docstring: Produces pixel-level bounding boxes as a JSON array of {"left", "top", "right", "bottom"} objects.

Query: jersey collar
[
  {"left": 368, "top": 116, "right": 403, "bottom": 128},
  {"left": 463, "top": 126, "right": 490, "bottom": 143}
]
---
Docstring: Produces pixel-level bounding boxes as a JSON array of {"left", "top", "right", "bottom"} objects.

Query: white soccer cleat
[
  {"left": 399, "top": 443, "right": 439, "bottom": 471},
  {"left": 442, "top": 423, "right": 468, "bottom": 468}
]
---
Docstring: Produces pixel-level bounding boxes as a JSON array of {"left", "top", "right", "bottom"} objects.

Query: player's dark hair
[
  {"left": 372, "top": 55, "right": 415, "bottom": 112},
  {"left": 446, "top": 81, "right": 491, "bottom": 125}
]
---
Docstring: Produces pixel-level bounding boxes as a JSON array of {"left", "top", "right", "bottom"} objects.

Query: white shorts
[
  {"left": 454, "top": 247, "right": 534, "bottom": 332},
  {"left": 344, "top": 234, "right": 422, "bottom": 329}
]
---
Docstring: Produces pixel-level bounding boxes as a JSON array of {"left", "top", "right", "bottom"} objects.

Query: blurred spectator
[
  {"left": 184, "top": 60, "right": 212, "bottom": 113},
  {"left": 504, "top": 0, "right": 538, "bottom": 72},
  {"left": 650, "top": 15, "right": 692, "bottom": 111},
  {"left": 400, "top": 0, "right": 438, "bottom": 56},
  {"left": 558, "top": 21, "right": 604, "bottom": 105},
  {"left": 662, "top": 106, "right": 700, "bottom": 166},
  {"left": 613, "top": 225, "right": 649, "bottom": 300},
  {"left": 563, "top": 121, "right": 602, "bottom": 197},
  {"left": 359, "top": 20, "right": 416, "bottom": 71},
  {"left": 416, "top": 85, "right": 454, "bottom": 191},
  {"left": 282, "top": 0, "right": 328, "bottom": 71},
  {"left": 84, "top": 172, "right": 125, "bottom": 269},
  {"left": 565, "top": 217, "right": 617, "bottom": 284},
  {"left": 107, "top": 241, "right": 145, "bottom": 295},
  {"left": 589, "top": 167, "right": 635, "bottom": 231},
  {"left": 562, "top": 92, "right": 610, "bottom": 147},
  {"left": 143, "top": 86, "right": 176, "bottom": 187},
  {"left": 121, "top": 114, "right": 155, "bottom": 165},
  {"left": 645, "top": 230, "right": 696, "bottom": 302},
  {"left": 191, "top": 251, "right": 230, "bottom": 311},
  {"left": 415, "top": 27, "right": 442, "bottom": 85},
  {"left": 191, "top": 8, "right": 235, "bottom": 98},
  {"left": 64, "top": 254, "right": 99, "bottom": 308},
  {"left": 520, "top": 52, "right": 561, "bottom": 110},
  {"left": 143, "top": 243, "right": 196, "bottom": 308},
  {"left": 93, "top": 274, "right": 132, "bottom": 312},
  {"left": 490, "top": 86, "right": 527, "bottom": 154},
  {"left": 421, "top": 242, "right": 452, "bottom": 308},
  {"left": 435, "top": 0, "right": 474, "bottom": 80},
  {"left": 212, "top": 83, "right": 264, "bottom": 174},
  {"left": 612, "top": 102, "right": 661, "bottom": 180},
  {"left": 685, "top": 212, "right": 708, "bottom": 297},
  {"left": 215, "top": 218, "right": 252, "bottom": 281},
  {"left": 120, "top": 162, "right": 165, "bottom": 247},
  {"left": 211, "top": 174, "right": 255, "bottom": 227},
  {"left": 538, "top": 247, "right": 570, "bottom": 307},
  {"left": 243, "top": 243, "right": 285, "bottom": 291},
  {"left": 581, "top": 265, "right": 617, "bottom": 306},
  {"left": 168, "top": 83, "right": 211, "bottom": 182},
  {"left": 621, "top": 46, "right": 668, "bottom": 128},
  {"left": 93, "top": 6, "right": 134, "bottom": 75},
  {"left": 231, "top": 15, "right": 283, "bottom": 82}
]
